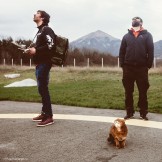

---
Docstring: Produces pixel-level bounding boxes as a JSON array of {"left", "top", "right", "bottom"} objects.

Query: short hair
[
  {"left": 37, "top": 10, "right": 50, "bottom": 25},
  {"left": 132, "top": 16, "right": 143, "bottom": 23}
]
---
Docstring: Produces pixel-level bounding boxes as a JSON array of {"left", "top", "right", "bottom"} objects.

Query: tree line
[{"left": 0, "top": 37, "right": 117, "bottom": 66}]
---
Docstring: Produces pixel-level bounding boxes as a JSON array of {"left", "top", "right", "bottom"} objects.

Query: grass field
[{"left": 0, "top": 65, "right": 162, "bottom": 114}]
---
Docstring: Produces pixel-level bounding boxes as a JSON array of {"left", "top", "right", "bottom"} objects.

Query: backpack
[
  {"left": 51, "top": 34, "right": 69, "bottom": 66},
  {"left": 41, "top": 26, "right": 69, "bottom": 66}
]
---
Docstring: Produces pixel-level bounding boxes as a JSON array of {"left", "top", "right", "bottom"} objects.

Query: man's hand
[{"left": 27, "top": 47, "right": 36, "bottom": 55}]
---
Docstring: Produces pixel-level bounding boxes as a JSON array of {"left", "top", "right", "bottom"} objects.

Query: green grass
[{"left": 1, "top": 66, "right": 162, "bottom": 113}]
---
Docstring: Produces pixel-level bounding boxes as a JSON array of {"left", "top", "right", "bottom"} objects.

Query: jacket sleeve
[
  {"left": 146, "top": 33, "right": 154, "bottom": 68},
  {"left": 35, "top": 27, "right": 55, "bottom": 53},
  {"left": 119, "top": 35, "right": 127, "bottom": 67}
]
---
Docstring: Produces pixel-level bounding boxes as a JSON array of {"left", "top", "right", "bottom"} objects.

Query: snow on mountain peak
[
  {"left": 70, "top": 30, "right": 121, "bottom": 56},
  {"left": 89, "top": 30, "right": 117, "bottom": 40},
  {"left": 74, "top": 30, "right": 118, "bottom": 42}
]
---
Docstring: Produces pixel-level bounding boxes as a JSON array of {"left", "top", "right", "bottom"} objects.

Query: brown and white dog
[{"left": 107, "top": 118, "right": 128, "bottom": 149}]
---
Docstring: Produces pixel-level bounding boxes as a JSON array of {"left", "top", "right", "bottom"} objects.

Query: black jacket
[
  {"left": 33, "top": 24, "right": 55, "bottom": 64},
  {"left": 119, "top": 29, "right": 154, "bottom": 68}
]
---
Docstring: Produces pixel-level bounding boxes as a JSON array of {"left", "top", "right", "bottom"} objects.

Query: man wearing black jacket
[
  {"left": 27, "top": 10, "right": 55, "bottom": 126},
  {"left": 119, "top": 17, "right": 154, "bottom": 120}
]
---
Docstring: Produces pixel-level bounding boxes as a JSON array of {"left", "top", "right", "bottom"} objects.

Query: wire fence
[{"left": 1, "top": 57, "right": 162, "bottom": 68}]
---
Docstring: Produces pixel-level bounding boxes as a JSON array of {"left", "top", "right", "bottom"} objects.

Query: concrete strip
[{"left": 0, "top": 113, "right": 162, "bottom": 129}]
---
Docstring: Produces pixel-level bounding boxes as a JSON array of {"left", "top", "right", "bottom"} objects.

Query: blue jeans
[{"left": 35, "top": 63, "right": 53, "bottom": 117}]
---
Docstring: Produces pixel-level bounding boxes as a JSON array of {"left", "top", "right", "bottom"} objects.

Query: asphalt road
[{"left": 0, "top": 101, "right": 162, "bottom": 162}]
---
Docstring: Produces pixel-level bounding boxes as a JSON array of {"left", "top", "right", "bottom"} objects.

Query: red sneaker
[
  {"left": 37, "top": 117, "right": 54, "bottom": 127},
  {"left": 32, "top": 114, "right": 45, "bottom": 122}
]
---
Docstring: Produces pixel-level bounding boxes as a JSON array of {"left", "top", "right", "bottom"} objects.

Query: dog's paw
[
  {"left": 120, "top": 145, "right": 125, "bottom": 149},
  {"left": 116, "top": 145, "right": 120, "bottom": 149},
  {"left": 116, "top": 146, "right": 120, "bottom": 149}
]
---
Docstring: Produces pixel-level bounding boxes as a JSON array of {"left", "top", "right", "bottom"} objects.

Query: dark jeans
[
  {"left": 35, "top": 63, "right": 53, "bottom": 117},
  {"left": 122, "top": 65, "right": 149, "bottom": 116}
]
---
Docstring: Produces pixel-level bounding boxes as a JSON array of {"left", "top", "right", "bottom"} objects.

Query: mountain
[
  {"left": 70, "top": 30, "right": 121, "bottom": 56},
  {"left": 154, "top": 40, "right": 162, "bottom": 58},
  {"left": 70, "top": 30, "right": 162, "bottom": 58}
]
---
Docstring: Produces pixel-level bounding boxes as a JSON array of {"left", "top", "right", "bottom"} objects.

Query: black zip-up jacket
[
  {"left": 119, "top": 29, "right": 154, "bottom": 68},
  {"left": 33, "top": 24, "right": 55, "bottom": 64}
]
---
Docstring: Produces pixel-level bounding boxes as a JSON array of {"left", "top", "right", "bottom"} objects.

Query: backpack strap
[{"left": 28, "top": 30, "right": 40, "bottom": 48}]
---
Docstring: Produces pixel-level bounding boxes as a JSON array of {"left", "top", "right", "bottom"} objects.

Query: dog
[{"left": 107, "top": 118, "right": 128, "bottom": 149}]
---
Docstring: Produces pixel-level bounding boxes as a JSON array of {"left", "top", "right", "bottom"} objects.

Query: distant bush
[
  {"left": 66, "top": 47, "right": 118, "bottom": 66},
  {"left": 0, "top": 37, "right": 32, "bottom": 65}
]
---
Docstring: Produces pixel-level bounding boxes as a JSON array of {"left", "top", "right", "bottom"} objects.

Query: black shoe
[
  {"left": 140, "top": 115, "right": 148, "bottom": 121},
  {"left": 124, "top": 114, "right": 134, "bottom": 120}
]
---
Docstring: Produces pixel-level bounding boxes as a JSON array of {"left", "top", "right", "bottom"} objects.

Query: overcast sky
[{"left": 0, "top": 0, "right": 162, "bottom": 42}]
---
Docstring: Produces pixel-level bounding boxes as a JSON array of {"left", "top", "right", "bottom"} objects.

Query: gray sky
[{"left": 0, "top": 0, "right": 162, "bottom": 42}]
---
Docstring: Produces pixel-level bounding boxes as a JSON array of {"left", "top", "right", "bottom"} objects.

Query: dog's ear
[
  {"left": 122, "top": 120, "right": 126, "bottom": 125},
  {"left": 121, "top": 122, "right": 128, "bottom": 133}
]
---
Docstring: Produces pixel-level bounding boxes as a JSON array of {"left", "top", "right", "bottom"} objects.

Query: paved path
[
  {"left": 0, "top": 101, "right": 162, "bottom": 162},
  {"left": 1, "top": 114, "right": 162, "bottom": 129}
]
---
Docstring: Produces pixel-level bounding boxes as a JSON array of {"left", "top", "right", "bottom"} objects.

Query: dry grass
[
  {"left": 1, "top": 65, "right": 162, "bottom": 73},
  {"left": 0, "top": 65, "right": 35, "bottom": 71}
]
